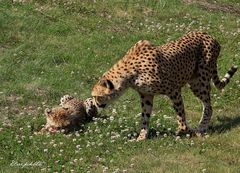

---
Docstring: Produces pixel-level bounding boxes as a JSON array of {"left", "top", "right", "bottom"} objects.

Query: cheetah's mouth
[{"left": 93, "top": 96, "right": 107, "bottom": 109}]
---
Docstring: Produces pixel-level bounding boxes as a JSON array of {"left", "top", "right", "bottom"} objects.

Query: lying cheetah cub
[{"left": 37, "top": 95, "right": 98, "bottom": 134}]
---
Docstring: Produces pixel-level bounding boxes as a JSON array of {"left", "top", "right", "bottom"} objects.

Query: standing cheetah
[{"left": 91, "top": 31, "right": 237, "bottom": 140}]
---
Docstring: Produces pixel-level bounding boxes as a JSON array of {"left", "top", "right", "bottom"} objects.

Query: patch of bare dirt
[{"left": 182, "top": 0, "right": 240, "bottom": 16}]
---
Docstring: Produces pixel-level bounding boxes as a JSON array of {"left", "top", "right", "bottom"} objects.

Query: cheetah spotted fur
[
  {"left": 38, "top": 95, "right": 98, "bottom": 134},
  {"left": 91, "top": 31, "right": 237, "bottom": 140}
]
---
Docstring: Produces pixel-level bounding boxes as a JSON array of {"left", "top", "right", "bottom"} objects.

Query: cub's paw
[{"left": 34, "top": 125, "right": 58, "bottom": 135}]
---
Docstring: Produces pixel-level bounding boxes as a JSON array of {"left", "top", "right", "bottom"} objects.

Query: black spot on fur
[{"left": 145, "top": 100, "right": 152, "bottom": 106}]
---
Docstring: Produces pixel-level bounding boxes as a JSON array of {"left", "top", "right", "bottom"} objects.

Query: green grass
[{"left": 0, "top": 0, "right": 240, "bottom": 172}]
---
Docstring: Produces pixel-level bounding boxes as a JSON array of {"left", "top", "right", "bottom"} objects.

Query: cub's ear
[
  {"left": 100, "top": 78, "right": 114, "bottom": 90},
  {"left": 45, "top": 108, "right": 52, "bottom": 116}
]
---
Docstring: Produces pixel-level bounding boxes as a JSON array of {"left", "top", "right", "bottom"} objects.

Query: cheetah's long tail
[{"left": 212, "top": 65, "right": 238, "bottom": 90}]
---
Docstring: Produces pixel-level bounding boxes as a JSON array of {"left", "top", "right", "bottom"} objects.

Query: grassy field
[{"left": 1, "top": 0, "right": 240, "bottom": 172}]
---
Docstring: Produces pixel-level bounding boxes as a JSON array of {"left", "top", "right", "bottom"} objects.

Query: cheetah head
[{"left": 91, "top": 77, "right": 115, "bottom": 108}]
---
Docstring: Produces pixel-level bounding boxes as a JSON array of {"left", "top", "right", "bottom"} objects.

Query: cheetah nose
[{"left": 45, "top": 108, "right": 52, "bottom": 114}]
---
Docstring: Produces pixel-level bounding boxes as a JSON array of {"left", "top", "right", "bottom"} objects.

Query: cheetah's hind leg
[{"left": 188, "top": 75, "right": 212, "bottom": 136}]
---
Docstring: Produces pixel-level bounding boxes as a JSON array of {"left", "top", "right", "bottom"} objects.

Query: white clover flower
[
  {"left": 175, "top": 136, "right": 181, "bottom": 140},
  {"left": 110, "top": 116, "right": 114, "bottom": 121},
  {"left": 163, "top": 115, "right": 171, "bottom": 119},
  {"left": 55, "top": 160, "right": 59, "bottom": 164},
  {"left": 98, "top": 142, "right": 103, "bottom": 146}
]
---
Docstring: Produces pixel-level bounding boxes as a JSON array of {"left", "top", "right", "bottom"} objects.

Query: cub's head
[
  {"left": 44, "top": 106, "right": 84, "bottom": 132},
  {"left": 91, "top": 77, "right": 115, "bottom": 108}
]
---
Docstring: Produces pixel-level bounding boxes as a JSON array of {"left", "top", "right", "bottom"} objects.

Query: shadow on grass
[
  {"left": 209, "top": 115, "right": 240, "bottom": 134},
  {"left": 63, "top": 114, "right": 109, "bottom": 133},
  {"left": 147, "top": 115, "right": 240, "bottom": 139},
  {"left": 35, "top": 115, "right": 240, "bottom": 137},
  {"left": 35, "top": 114, "right": 109, "bottom": 134},
  {"left": 148, "top": 128, "right": 176, "bottom": 139}
]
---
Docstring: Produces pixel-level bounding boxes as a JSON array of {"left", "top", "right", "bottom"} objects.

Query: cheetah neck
[{"left": 104, "top": 55, "right": 136, "bottom": 92}]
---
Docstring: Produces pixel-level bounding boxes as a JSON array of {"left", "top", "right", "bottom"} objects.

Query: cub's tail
[{"left": 212, "top": 65, "right": 238, "bottom": 90}]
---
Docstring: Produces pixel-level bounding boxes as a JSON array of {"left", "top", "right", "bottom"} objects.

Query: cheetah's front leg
[{"left": 137, "top": 94, "right": 154, "bottom": 141}]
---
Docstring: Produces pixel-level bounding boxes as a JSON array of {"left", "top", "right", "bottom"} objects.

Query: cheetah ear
[{"left": 100, "top": 78, "right": 114, "bottom": 90}]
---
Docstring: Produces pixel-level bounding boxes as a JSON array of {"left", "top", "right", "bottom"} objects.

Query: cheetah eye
[
  {"left": 106, "top": 80, "right": 114, "bottom": 90},
  {"left": 102, "top": 79, "right": 114, "bottom": 90},
  {"left": 63, "top": 107, "right": 69, "bottom": 110}
]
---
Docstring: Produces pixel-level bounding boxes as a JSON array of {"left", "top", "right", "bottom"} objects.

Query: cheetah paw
[
  {"left": 192, "top": 128, "right": 207, "bottom": 137},
  {"left": 136, "top": 129, "right": 148, "bottom": 141},
  {"left": 175, "top": 128, "right": 192, "bottom": 137}
]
